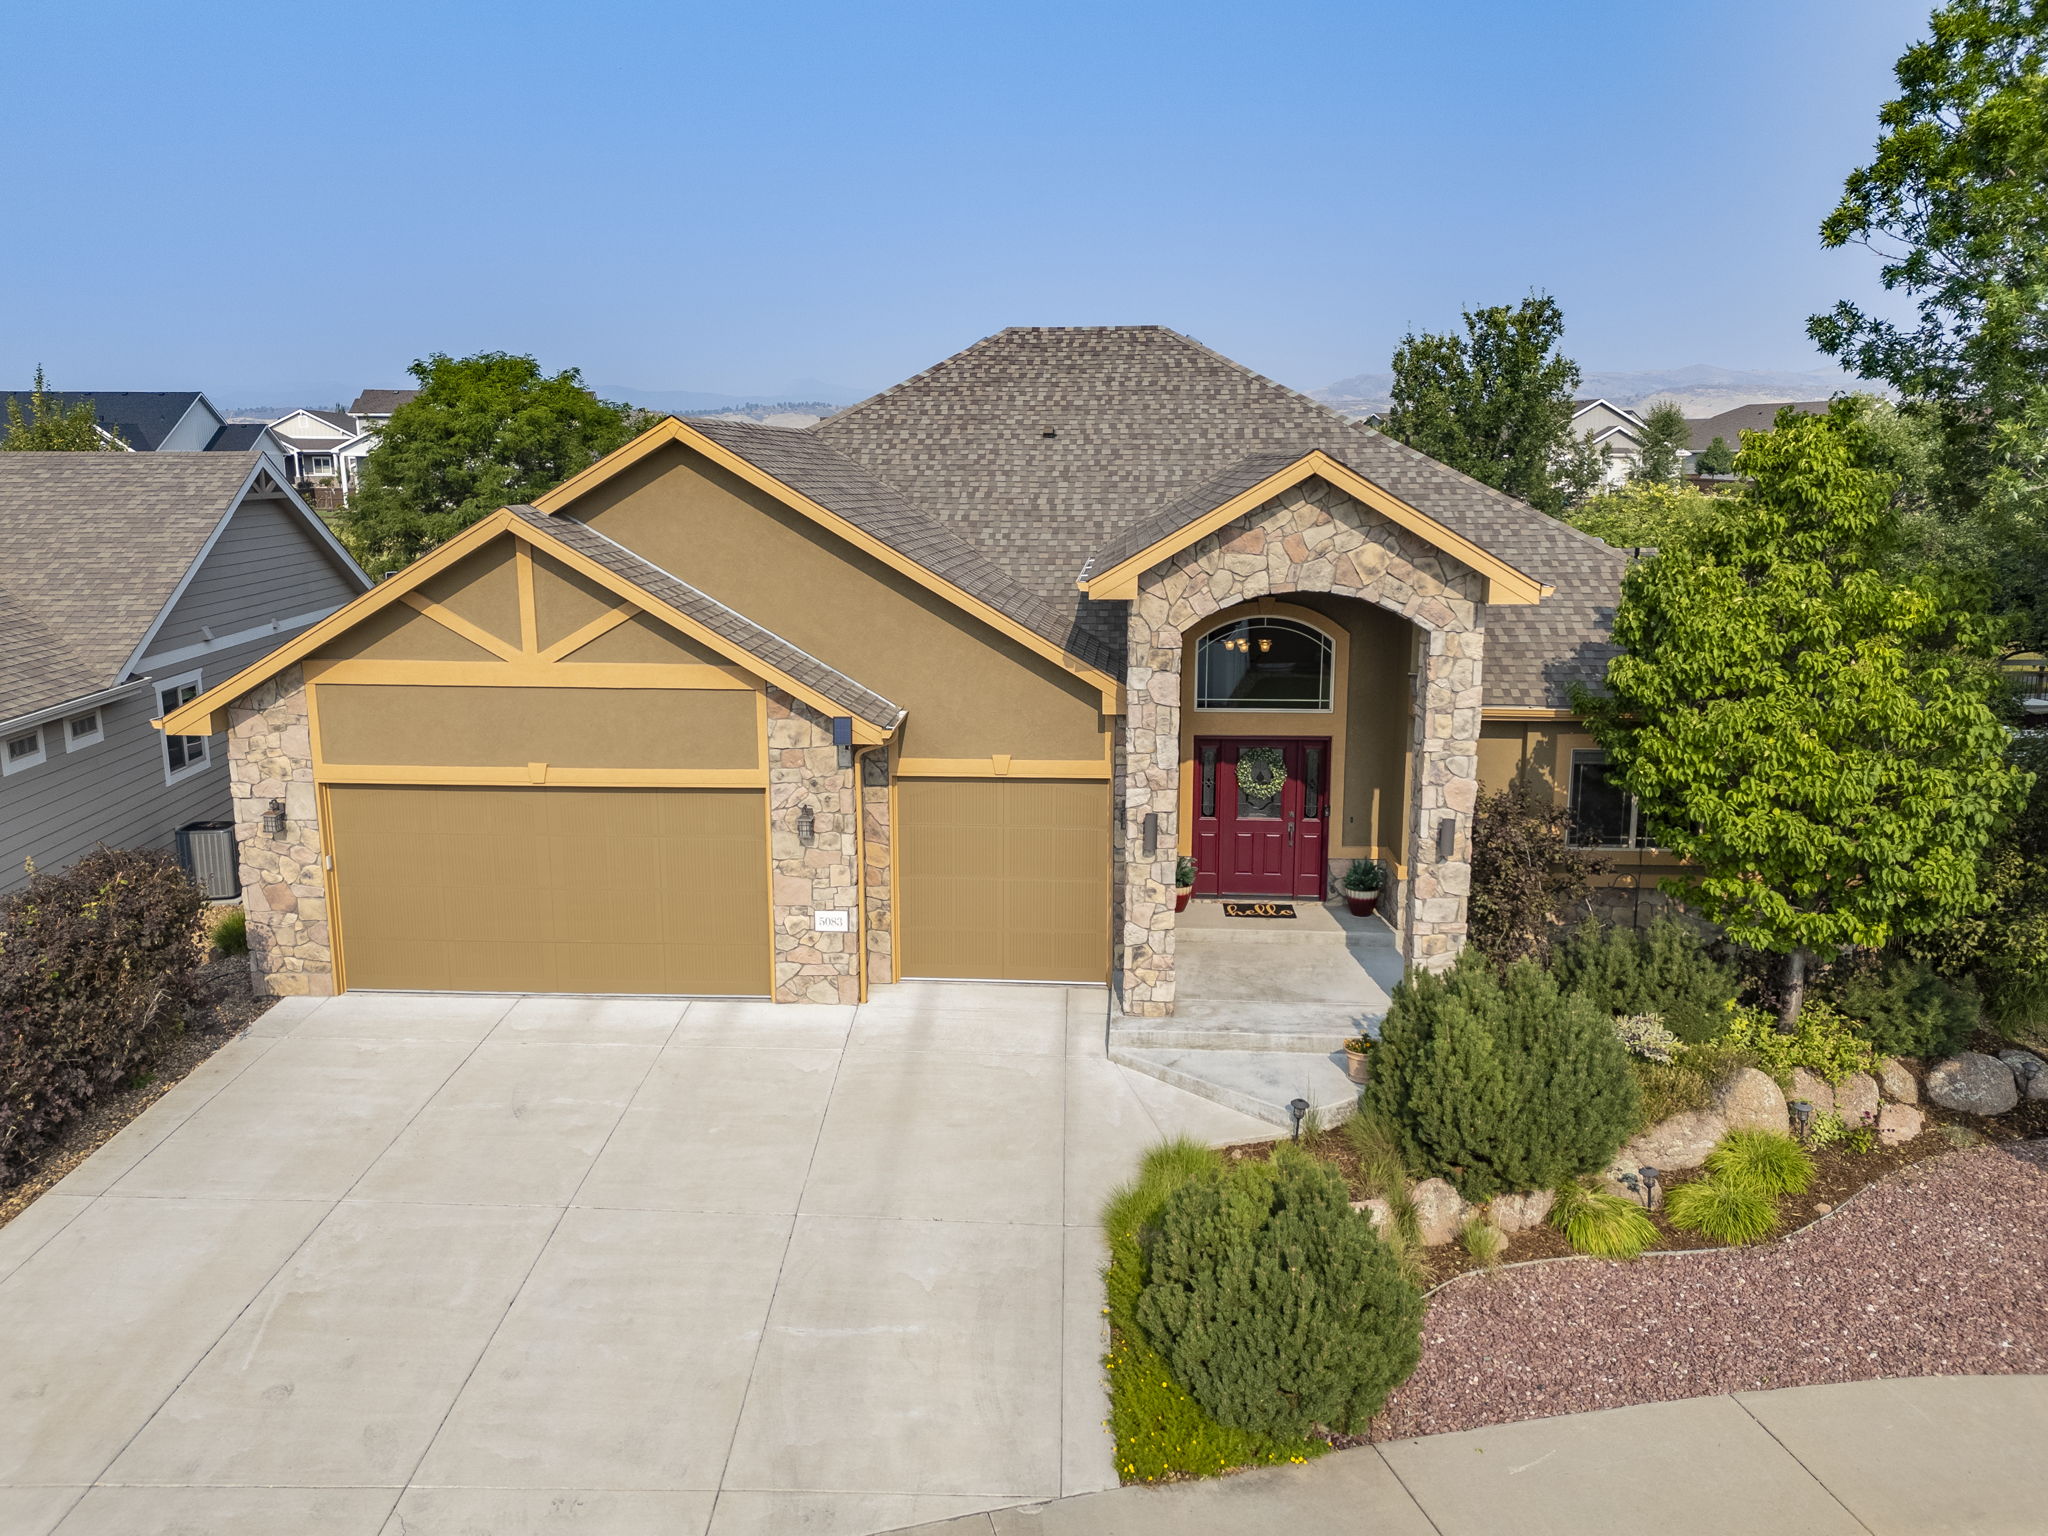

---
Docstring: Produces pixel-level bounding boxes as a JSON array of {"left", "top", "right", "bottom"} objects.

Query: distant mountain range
[{"left": 1312, "top": 364, "right": 1869, "bottom": 419}]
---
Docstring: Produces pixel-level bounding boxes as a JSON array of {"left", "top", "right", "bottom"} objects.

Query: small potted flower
[
  {"left": 1174, "top": 854, "right": 1197, "bottom": 913},
  {"left": 1343, "top": 1033, "right": 1374, "bottom": 1084},
  {"left": 1341, "top": 858, "right": 1385, "bottom": 917}
]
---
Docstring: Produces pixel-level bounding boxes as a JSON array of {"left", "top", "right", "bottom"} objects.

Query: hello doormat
[{"left": 1221, "top": 902, "right": 1296, "bottom": 919}]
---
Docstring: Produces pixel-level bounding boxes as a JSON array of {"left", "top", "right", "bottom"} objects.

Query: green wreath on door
[{"left": 1235, "top": 746, "right": 1287, "bottom": 805}]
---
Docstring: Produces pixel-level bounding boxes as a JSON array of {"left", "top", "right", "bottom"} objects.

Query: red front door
[{"left": 1191, "top": 737, "right": 1330, "bottom": 900}]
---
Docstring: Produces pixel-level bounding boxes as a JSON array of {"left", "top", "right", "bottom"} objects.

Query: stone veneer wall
[
  {"left": 860, "top": 751, "right": 894, "bottom": 985},
  {"left": 226, "top": 664, "right": 333, "bottom": 996},
  {"left": 1120, "top": 477, "right": 1484, "bottom": 1016},
  {"left": 766, "top": 690, "right": 862, "bottom": 1004}
]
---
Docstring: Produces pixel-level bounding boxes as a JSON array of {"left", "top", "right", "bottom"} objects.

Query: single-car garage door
[
  {"left": 897, "top": 778, "right": 1109, "bottom": 983},
  {"left": 326, "top": 785, "right": 769, "bottom": 995}
]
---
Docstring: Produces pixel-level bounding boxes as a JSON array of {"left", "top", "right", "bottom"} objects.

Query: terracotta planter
[
  {"left": 1175, "top": 885, "right": 1194, "bottom": 913},
  {"left": 1344, "top": 889, "right": 1381, "bottom": 917},
  {"left": 1344, "top": 1048, "right": 1372, "bottom": 1085}
]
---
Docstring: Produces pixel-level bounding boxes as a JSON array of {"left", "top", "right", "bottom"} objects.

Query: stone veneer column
[
  {"left": 227, "top": 664, "right": 332, "bottom": 996},
  {"left": 860, "top": 750, "right": 894, "bottom": 985},
  {"left": 766, "top": 691, "right": 862, "bottom": 1004},
  {"left": 1115, "top": 478, "right": 1486, "bottom": 1011}
]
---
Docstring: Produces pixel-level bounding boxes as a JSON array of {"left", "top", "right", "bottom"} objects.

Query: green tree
[
  {"left": 2, "top": 368, "right": 120, "bottom": 451},
  {"left": 1697, "top": 435, "right": 1738, "bottom": 476},
  {"left": 1579, "top": 404, "right": 2029, "bottom": 1023},
  {"left": 1808, "top": 0, "right": 2048, "bottom": 649},
  {"left": 1631, "top": 399, "right": 1692, "bottom": 483},
  {"left": 1566, "top": 481, "right": 1726, "bottom": 549},
  {"left": 1381, "top": 295, "right": 1584, "bottom": 515},
  {"left": 339, "top": 352, "right": 641, "bottom": 575},
  {"left": 1134, "top": 1148, "right": 1422, "bottom": 1438},
  {"left": 1362, "top": 951, "right": 1640, "bottom": 1201}
]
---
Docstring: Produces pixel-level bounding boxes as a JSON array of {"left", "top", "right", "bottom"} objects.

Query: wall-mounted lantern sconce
[
  {"left": 797, "top": 804, "right": 816, "bottom": 847},
  {"left": 261, "top": 798, "right": 286, "bottom": 838},
  {"left": 831, "top": 716, "right": 853, "bottom": 769},
  {"left": 1436, "top": 816, "right": 1456, "bottom": 861},
  {"left": 1141, "top": 812, "right": 1159, "bottom": 856}
]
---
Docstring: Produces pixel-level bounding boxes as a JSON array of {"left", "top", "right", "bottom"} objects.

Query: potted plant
[
  {"left": 1174, "top": 854, "right": 1197, "bottom": 913},
  {"left": 1343, "top": 1034, "right": 1374, "bottom": 1084},
  {"left": 1341, "top": 858, "right": 1385, "bottom": 917}
]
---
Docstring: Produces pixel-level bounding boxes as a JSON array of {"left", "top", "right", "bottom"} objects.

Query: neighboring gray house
[
  {"left": 0, "top": 388, "right": 289, "bottom": 473},
  {"left": 1684, "top": 400, "right": 1833, "bottom": 473},
  {"left": 0, "top": 453, "right": 369, "bottom": 894}
]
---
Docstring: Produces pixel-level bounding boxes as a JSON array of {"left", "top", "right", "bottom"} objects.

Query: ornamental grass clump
[
  {"left": 1135, "top": 1145, "right": 1423, "bottom": 1440},
  {"left": 1549, "top": 1180, "right": 1659, "bottom": 1259},
  {"left": 1663, "top": 1175, "right": 1780, "bottom": 1245},
  {"left": 1099, "top": 1142, "right": 1321, "bottom": 1481},
  {"left": 1703, "top": 1129, "right": 1814, "bottom": 1197},
  {"left": 1363, "top": 950, "right": 1640, "bottom": 1202}
]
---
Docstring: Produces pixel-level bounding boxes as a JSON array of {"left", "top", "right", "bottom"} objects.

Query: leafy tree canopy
[
  {"left": 1566, "top": 481, "right": 1728, "bottom": 550},
  {"left": 1808, "top": 0, "right": 2048, "bottom": 647},
  {"left": 1380, "top": 295, "right": 1586, "bottom": 515},
  {"left": 339, "top": 352, "right": 643, "bottom": 575},
  {"left": 1579, "top": 403, "right": 2029, "bottom": 1020},
  {"left": 2, "top": 368, "right": 120, "bottom": 451},
  {"left": 1697, "top": 435, "right": 1739, "bottom": 476},
  {"left": 1631, "top": 399, "right": 1692, "bottom": 484}
]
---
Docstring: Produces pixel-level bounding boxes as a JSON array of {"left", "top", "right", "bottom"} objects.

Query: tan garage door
[
  {"left": 897, "top": 778, "right": 1109, "bottom": 983},
  {"left": 327, "top": 785, "right": 769, "bottom": 995}
]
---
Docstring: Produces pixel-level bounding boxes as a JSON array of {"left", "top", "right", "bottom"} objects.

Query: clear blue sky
[{"left": 1, "top": 0, "right": 1933, "bottom": 406}]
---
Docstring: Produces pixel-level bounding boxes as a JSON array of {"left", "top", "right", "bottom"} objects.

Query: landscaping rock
[
  {"left": 1619, "top": 1109, "right": 1727, "bottom": 1172},
  {"left": 1997, "top": 1051, "right": 2047, "bottom": 1100},
  {"left": 1877, "top": 1103, "right": 1924, "bottom": 1147},
  {"left": 1835, "top": 1072, "right": 1881, "bottom": 1129},
  {"left": 1926, "top": 1053, "right": 2020, "bottom": 1116},
  {"left": 1489, "top": 1189, "right": 1555, "bottom": 1234},
  {"left": 1789, "top": 1069, "right": 1835, "bottom": 1121},
  {"left": 1715, "top": 1067, "right": 1790, "bottom": 1134},
  {"left": 1878, "top": 1057, "right": 1919, "bottom": 1104},
  {"left": 1410, "top": 1178, "right": 1470, "bottom": 1246},
  {"left": 1352, "top": 1198, "right": 1394, "bottom": 1238}
]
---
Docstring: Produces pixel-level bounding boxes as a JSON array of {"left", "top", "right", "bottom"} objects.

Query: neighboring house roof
[
  {"left": 0, "top": 390, "right": 212, "bottom": 451},
  {"left": 1685, "top": 400, "right": 1832, "bottom": 452},
  {"left": 0, "top": 452, "right": 366, "bottom": 724},
  {"left": 349, "top": 389, "right": 418, "bottom": 415},
  {"left": 812, "top": 326, "right": 1630, "bottom": 708},
  {"left": 206, "top": 421, "right": 274, "bottom": 451}
]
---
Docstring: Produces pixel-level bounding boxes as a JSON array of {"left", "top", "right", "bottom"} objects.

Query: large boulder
[
  {"left": 1926, "top": 1052, "right": 2020, "bottom": 1116},
  {"left": 1788, "top": 1068, "right": 1835, "bottom": 1120},
  {"left": 1878, "top": 1057, "right": 1919, "bottom": 1104},
  {"left": 1489, "top": 1189, "right": 1555, "bottom": 1234},
  {"left": 1619, "top": 1109, "right": 1727, "bottom": 1173},
  {"left": 1997, "top": 1050, "right": 2047, "bottom": 1100},
  {"left": 1835, "top": 1071, "right": 1881, "bottom": 1130},
  {"left": 1877, "top": 1103, "right": 1924, "bottom": 1147},
  {"left": 1410, "top": 1177, "right": 1471, "bottom": 1247},
  {"left": 1715, "top": 1067, "right": 1790, "bottom": 1134}
]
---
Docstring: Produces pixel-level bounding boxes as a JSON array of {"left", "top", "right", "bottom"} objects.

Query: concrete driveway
[{"left": 0, "top": 983, "right": 1273, "bottom": 1536}]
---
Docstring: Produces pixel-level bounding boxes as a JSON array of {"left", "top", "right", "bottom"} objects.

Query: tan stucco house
[{"left": 160, "top": 326, "right": 1643, "bottom": 1014}]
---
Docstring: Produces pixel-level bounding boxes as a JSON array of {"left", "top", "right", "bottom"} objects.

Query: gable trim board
[
  {"left": 157, "top": 506, "right": 902, "bottom": 743},
  {"left": 1077, "top": 451, "right": 1551, "bottom": 605},
  {"left": 532, "top": 415, "right": 1125, "bottom": 709},
  {"left": 117, "top": 460, "right": 370, "bottom": 682}
]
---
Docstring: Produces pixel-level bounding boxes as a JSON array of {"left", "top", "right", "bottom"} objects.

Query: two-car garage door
[{"left": 326, "top": 785, "right": 770, "bottom": 995}]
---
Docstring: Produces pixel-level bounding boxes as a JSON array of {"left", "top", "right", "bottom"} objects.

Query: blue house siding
[{"left": 144, "top": 495, "right": 359, "bottom": 661}]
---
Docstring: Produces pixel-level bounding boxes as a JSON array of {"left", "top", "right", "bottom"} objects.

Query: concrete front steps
[{"left": 1109, "top": 898, "right": 1403, "bottom": 1131}]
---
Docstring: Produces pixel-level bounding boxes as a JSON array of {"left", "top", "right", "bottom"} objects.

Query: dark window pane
[
  {"left": 1198, "top": 743, "right": 1217, "bottom": 819},
  {"left": 1196, "top": 619, "right": 1331, "bottom": 710},
  {"left": 1569, "top": 758, "right": 1636, "bottom": 847},
  {"left": 1303, "top": 747, "right": 1322, "bottom": 819}
]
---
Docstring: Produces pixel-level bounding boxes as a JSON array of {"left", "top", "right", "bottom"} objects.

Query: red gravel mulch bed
[{"left": 1368, "top": 1138, "right": 2048, "bottom": 1441}]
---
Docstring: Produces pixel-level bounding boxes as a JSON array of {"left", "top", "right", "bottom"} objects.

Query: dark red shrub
[{"left": 0, "top": 848, "right": 204, "bottom": 1186}]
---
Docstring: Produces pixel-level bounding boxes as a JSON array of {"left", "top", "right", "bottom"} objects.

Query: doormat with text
[{"left": 1221, "top": 902, "right": 1296, "bottom": 919}]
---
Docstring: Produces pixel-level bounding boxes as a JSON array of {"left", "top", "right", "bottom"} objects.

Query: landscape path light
[
  {"left": 1288, "top": 1098, "right": 1309, "bottom": 1142},
  {"left": 1789, "top": 1099, "right": 1815, "bottom": 1142}
]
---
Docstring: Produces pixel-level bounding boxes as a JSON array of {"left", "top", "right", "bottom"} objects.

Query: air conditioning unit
[{"left": 175, "top": 821, "right": 242, "bottom": 900}]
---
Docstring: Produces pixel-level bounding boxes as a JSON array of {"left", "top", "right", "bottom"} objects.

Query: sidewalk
[{"left": 893, "top": 1374, "right": 2048, "bottom": 1536}]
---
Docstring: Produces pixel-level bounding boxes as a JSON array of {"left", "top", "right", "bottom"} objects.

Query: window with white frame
[
  {"left": 1194, "top": 617, "right": 1334, "bottom": 711},
  {"left": 1567, "top": 749, "right": 1646, "bottom": 848},
  {"left": 65, "top": 709, "right": 103, "bottom": 750},
  {"left": 3, "top": 725, "right": 46, "bottom": 775},
  {"left": 158, "top": 673, "right": 208, "bottom": 782}
]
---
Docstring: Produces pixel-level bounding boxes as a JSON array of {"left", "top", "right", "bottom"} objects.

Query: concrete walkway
[
  {"left": 895, "top": 1374, "right": 2048, "bottom": 1536},
  {"left": 0, "top": 983, "right": 1276, "bottom": 1536}
]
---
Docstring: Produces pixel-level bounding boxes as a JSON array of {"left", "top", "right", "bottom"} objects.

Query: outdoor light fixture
[
  {"left": 1288, "top": 1098, "right": 1310, "bottom": 1142},
  {"left": 1789, "top": 1099, "right": 1815, "bottom": 1141},
  {"left": 797, "top": 805, "right": 816, "bottom": 847},
  {"left": 1436, "top": 816, "right": 1456, "bottom": 860},
  {"left": 261, "top": 798, "right": 286, "bottom": 838},
  {"left": 1142, "top": 812, "right": 1159, "bottom": 856},
  {"left": 1639, "top": 1166, "right": 1660, "bottom": 1209}
]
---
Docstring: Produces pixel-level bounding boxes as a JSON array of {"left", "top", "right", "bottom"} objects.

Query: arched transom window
[{"left": 1195, "top": 617, "right": 1333, "bottom": 711}]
